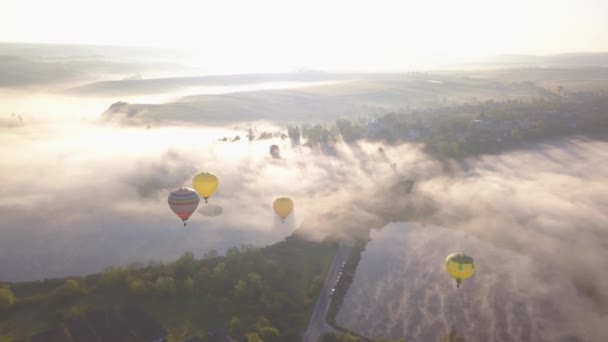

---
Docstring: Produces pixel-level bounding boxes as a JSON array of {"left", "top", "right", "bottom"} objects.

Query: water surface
[{"left": 336, "top": 222, "right": 602, "bottom": 341}]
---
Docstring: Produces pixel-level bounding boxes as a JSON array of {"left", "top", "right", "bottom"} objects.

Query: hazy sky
[{"left": 3, "top": 0, "right": 608, "bottom": 70}]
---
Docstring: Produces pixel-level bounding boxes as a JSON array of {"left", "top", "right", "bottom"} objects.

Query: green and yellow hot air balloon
[
  {"left": 273, "top": 197, "right": 294, "bottom": 223},
  {"left": 192, "top": 172, "right": 219, "bottom": 203},
  {"left": 445, "top": 253, "right": 475, "bottom": 288}
]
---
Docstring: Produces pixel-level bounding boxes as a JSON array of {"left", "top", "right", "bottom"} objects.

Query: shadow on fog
[{"left": 0, "top": 124, "right": 299, "bottom": 282}]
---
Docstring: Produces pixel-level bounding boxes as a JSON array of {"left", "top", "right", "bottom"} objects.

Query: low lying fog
[{"left": 1, "top": 101, "right": 607, "bottom": 340}]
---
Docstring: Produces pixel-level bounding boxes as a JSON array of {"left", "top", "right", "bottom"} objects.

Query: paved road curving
[{"left": 302, "top": 239, "right": 353, "bottom": 342}]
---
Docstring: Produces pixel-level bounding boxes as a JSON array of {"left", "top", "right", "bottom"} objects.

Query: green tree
[
  {"left": 212, "top": 262, "right": 228, "bottom": 287},
  {"left": 55, "top": 279, "right": 86, "bottom": 297},
  {"left": 212, "top": 262, "right": 226, "bottom": 277},
  {"left": 194, "top": 266, "right": 211, "bottom": 290},
  {"left": 304, "top": 124, "right": 338, "bottom": 148},
  {"left": 234, "top": 280, "right": 248, "bottom": 299},
  {"left": 307, "top": 274, "right": 323, "bottom": 299},
  {"left": 344, "top": 334, "right": 360, "bottom": 342},
  {"left": 100, "top": 266, "right": 129, "bottom": 290},
  {"left": 247, "top": 333, "right": 262, "bottom": 342},
  {"left": 155, "top": 276, "right": 176, "bottom": 296},
  {"left": 0, "top": 287, "right": 15, "bottom": 311},
  {"left": 255, "top": 316, "right": 271, "bottom": 331},
  {"left": 336, "top": 119, "right": 364, "bottom": 142},
  {"left": 181, "top": 276, "right": 194, "bottom": 294},
  {"left": 167, "top": 320, "right": 198, "bottom": 342},
  {"left": 226, "top": 246, "right": 241, "bottom": 257},
  {"left": 258, "top": 326, "right": 280, "bottom": 342},
  {"left": 229, "top": 316, "right": 241, "bottom": 335},
  {"left": 175, "top": 252, "right": 196, "bottom": 279},
  {"left": 128, "top": 278, "right": 152, "bottom": 296},
  {"left": 247, "top": 272, "right": 263, "bottom": 294}
]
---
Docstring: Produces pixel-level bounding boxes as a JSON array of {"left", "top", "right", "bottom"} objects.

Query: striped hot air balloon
[{"left": 168, "top": 187, "right": 200, "bottom": 226}]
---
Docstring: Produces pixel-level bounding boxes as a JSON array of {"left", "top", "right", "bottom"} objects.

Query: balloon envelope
[
  {"left": 168, "top": 187, "right": 200, "bottom": 225},
  {"left": 445, "top": 253, "right": 475, "bottom": 287},
  {"left": 273, "top": 197, "right": 294, "bottom": 220},
  {"left": 192, "top": 172, "right": 219, "bottom": 202}
]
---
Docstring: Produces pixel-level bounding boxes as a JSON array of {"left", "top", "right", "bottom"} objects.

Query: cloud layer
[
  {"left": 1, "top": 117, "right": 607, "bottom": 341},
  {"left": 331, "top": 138, "right": 608, "bottom": 341}
]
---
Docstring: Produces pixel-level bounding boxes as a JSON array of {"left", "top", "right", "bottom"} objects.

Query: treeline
[
  {"left": 321, "top": 332, "right": 405, "bottom": 342},
  {"left": 0, "top": 235, "right": 338, "bottom": 341},
  {"left": 321, "top": 329, "right": 465, "bottom": 342},
  {"left": 282, "top": 93, "right": 608, "bottom": 158}
]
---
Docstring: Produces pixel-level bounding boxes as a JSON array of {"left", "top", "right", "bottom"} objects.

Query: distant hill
[
  {"left": 99, "top": 73, "right": 557, "bottom": 125},
  {"left": 69, "top": 71, "right": 352, "bottom": 97},
  {"left": 0, "top": 43, "right": 195, "bottom": 89},
  {"left": 465, "top": 52, "right": 608, "bottom": 69}
]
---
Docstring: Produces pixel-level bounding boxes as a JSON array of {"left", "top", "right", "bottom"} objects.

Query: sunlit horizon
[{"left": 4, "top": 0, "right": 608, "bottom": 72}]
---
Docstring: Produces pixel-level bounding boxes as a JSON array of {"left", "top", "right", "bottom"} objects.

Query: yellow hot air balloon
[
  {"left": 273, "top": 197, "right": 294, "bottom": 222},
  {"left": 192, "top": 172, "right": 219, "bottom": 203},
  {"left": 445, "top": 253, "right": 475, "bottom": 288}
]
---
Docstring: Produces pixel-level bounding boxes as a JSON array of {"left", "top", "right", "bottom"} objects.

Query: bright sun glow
[{"left": 3, "top": 0, "right": 608, "bottom": 71}]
